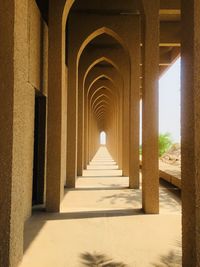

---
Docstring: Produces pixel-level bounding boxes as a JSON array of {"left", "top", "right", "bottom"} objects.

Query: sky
[
  {"left": 159, "top": 58, "right": 181, "bottom": 143},
  {"left": 139, "top": 57, "right": 181, "bottom": 144}
]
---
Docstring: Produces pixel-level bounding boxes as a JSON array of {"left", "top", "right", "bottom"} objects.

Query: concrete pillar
[
  {"left": 142, "top": 0, "right": 159, "bottom": 214},
  {"left": 77, "top": 65, "right": 85, "bottom": 176},
  {"left": 0, "top": 1, "right": 29, "bottom": 266},
  {"left": 181, "top": 0, "right": 200, "bottom": 265},
  {"left": 46, "top": 0, "right": 66, "bottom": 211},
  {"left": 66, "top": 48, "right": 78, "bottom": 187},
  {"left": 122, "top": 75, "right": 130, "bottom": 176},
  {"left": 129, "top": 16, "right": 141, "bottom": 189}
]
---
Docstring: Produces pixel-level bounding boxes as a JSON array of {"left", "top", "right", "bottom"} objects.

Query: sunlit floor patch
[{"left": 83, "top": 147, "right": 123, "bottom": 176}]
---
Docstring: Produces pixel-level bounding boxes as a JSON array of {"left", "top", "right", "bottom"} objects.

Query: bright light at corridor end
[{"left": 100, "top": 131, "right": 106, "bottom": 145}]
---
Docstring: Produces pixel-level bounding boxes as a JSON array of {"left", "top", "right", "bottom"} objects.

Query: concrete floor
[{"left": 19, "top": 147, "right": 182, "bottom": 267}]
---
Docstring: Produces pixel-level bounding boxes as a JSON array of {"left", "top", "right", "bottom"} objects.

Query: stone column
[
  {"left": 46, "top": 0, "right": 66, "bottom": 211},
  {"left": 122, "top": 70, "right": 130, "bottom": 177},
  {"left": 142, "top": 0, "right": 159, "bottom": 214},
  {"left": 182, "top": 0, "right": 200, "bottom": 265},
  {"left": 118, "top": 93, "right": 123, "bottom": 169},
  {"left": 129, "top": 16, "right": 141, "bottom": 189},
  {"left": 0, "top": 1, "right": 29, "bottom": 266},
  {"left": 77, "top": 63, "right": 85, "bottom": 176},
  {"left": 66, "top": 50, "right": 78, "bottom": 187}
]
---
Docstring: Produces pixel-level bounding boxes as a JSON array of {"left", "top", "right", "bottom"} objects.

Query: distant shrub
[
  {"left": 159, "top": 133, "right": 173, "bottom": 157},
  {"left": 139, "top": 133, "right": 173, "bottom": 157}
]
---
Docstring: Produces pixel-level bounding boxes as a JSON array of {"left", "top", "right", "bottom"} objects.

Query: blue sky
[{"left": 159, "top": 58, "right": 181, "bottom": 143}]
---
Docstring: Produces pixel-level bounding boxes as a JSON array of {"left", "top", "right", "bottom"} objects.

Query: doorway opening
[
  {"left": 32, "top": 92, "right": 46, "bottom": 206},
  {"left": 100, "top": 131, "right": 106, "bottom": 145}
]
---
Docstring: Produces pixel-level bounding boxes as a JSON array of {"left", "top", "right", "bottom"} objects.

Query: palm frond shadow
[
  {"left": 80, "top": 252, "right": 128, "bottom": 267},
  {"left": 152, "top": 240, "right": 182, "bottom": 267}
]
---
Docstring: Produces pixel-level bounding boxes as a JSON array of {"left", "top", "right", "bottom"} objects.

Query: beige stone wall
[
  {"left": 28, "top": 0, "right": 48, "bottom": 95},
  {"left": 42, "top": 23, "right": 48, "bottom": 96},
  {"left": 22, "top": 86, "right": 35, "bottom": 221},
  {"left": 23, "top": 0, "right": 49, "bottom": 220},
  {"left": 0, "top": 0, "right": 46, "bottom": 264}
]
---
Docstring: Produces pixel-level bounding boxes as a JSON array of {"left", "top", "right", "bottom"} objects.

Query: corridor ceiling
[{"left": 36, "top": 0, "right": 181, "bottom": 76}]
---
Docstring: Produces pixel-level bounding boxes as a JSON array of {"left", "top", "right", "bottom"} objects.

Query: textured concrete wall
[
  {"left": 24, "top": 0, "right": 49, "bottom": 221},
  {"left": 46, "top": 0, "right": 67, "bottom": 211},
  {"left": 29, "top": 0, "right": 42, "bottom": 91},
  {"left": 0, "top": 0, "right": 33, "bottom": 265},
  {"left": 181, "top": 0, "right": 200, "bottom": 265},
  {"left": 22, "top": 87, "right": 35, "bottom": 221},
  {"left": 0, "top": 0, "right": 48, "bottom": 266},
  {"left": 0, "top": 2, "right": 17, "bottom": 265},
  {"left": 142, "top": 0, "right": 159, "bottom": 214},
  {"left": 28, "top": 0, "right": 48, "bottom": 95}
]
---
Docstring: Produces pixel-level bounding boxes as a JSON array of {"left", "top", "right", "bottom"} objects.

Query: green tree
[
  {"left": 139, "top": 133, "right": 173, "bottom": 157},
  {"left": 159, "top": 133, "right": 173, "bottom": 157}
]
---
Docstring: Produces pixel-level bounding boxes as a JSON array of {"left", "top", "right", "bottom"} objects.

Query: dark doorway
[{"left": 32, "top": 93, "right": 46, "bottom": 206}]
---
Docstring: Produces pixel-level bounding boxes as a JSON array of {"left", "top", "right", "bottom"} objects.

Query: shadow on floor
[
  {"left": 159, "top": 180, "right": 181, "bottom": 213},
  {"left": 24, "top": 181, "right": 181, "bottom": 255},
  {"left": 23, "top": 208, "right": 143, "bottom": 252},
  {"left": 159, "top": 179, "right": 181, "bottom": 195},
  {"left": 152, "top": 240, "right": 182, "bottom": 267},
  {"left": 64, "top": 187, "right": 129, "bottom": 191},
  {"left": 80, "top": 252, "right": 128, "bottom": 267},
  {"left": 94, "top": 183, "right": 181, "bottom": 213},
  {"left": 96, "top": 190, "right": 141, "bottom": 206}
]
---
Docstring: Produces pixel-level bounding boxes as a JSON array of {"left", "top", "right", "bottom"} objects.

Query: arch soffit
[
  {"left": 83, "top": 56, "right": 122, "bottom": 90},
  {"left": 95, "top": 108, "right": 111, "bottom": 120},
  {"left": 77, "top": 27, "right": 130, "bottom": 66},
  {"left": 88, "top": 77, "right": 119, "bottom": 99},
  {"left": 93, "top": 100, "right": 113, "bottom": 114},
  {"left": 92, "top": 93, "right": 115, "bottom": 111},
  {"left": 90, "top": 86, "right": 116, "bottom": 107},
  {"left": 84, "top": 67, "right": 123, "bottom": 92},
  {"left": 94, "top": 101, "right": 111, "bottom": 114},
  {"left": 79, "top": 46, "right": 128, "bottom": 83}
]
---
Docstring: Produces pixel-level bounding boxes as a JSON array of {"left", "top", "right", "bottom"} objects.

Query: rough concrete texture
[
  {"left": 142, "top": 0, "right": 159, "bottom": 214},
  {"left": 181, "top": 0, "right": 200, "bottom": 265},
  {"left": 24, "top": 0, "right": 48, "bottom": 221},
  {"left": 19, "top": 147, "right": 181, "bottom": 267},
  {"left": 0, "top": 1, "right": 48, "bottom": 266},
  {"left": 29, "top": 0, "right": 42, "bottom": 90},
  {"left": 46, "top": 0, "right": 67, "bottom": 211},
  {"left": 0, "top": 1, "right": 36, "bottom": 266}
]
